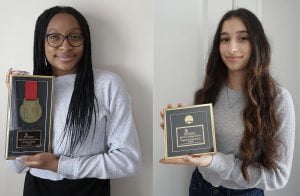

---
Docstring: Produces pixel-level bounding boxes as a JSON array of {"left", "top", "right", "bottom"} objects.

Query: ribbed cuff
[
  {"left": 57, "top": 155, "right": 78, "bottom": 177},
  {"left": 206, "top": 153, "right": 235, "bottom": 174}
]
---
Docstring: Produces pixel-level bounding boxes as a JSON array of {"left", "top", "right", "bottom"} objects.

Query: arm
[
  {"left": 57, "top": 73, "right": 142, "bottom": 179},
  {"left": 205, "top": 88, "right": 295, "bottom": 190}
]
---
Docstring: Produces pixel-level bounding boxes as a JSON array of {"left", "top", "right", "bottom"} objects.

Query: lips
[
  {"left": 226, "top": 56, "right": 243, "bottom": 62},
  {"left": 55, "top": 54, "right": 75, "bottom": 62}
]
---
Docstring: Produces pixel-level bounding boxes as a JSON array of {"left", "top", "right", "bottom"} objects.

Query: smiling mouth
[
  {"left": 226, "top": 56, "right": 243, "bottom": 61},
  {"left": 55, "top": 55, "right": 74, "bottom": 62}
]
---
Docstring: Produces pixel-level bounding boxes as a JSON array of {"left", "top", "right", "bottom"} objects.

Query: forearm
[
  {"left": 57, "top": 148, "right": 141, "bottom": 179},
  {"left": 205, "top": 151, "right": 293, "bottom": 190}
]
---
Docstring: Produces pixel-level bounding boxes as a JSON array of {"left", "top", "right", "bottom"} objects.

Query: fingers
[
  {"left": 159, "top": 154, "right": 211, "bottom": 167},
  {"left": 160, "top": 121, "right": 164, "bottom": 129},
  {"left": 160, "top": 103, "right": 184, "bottom": 119},
  {"left": 160, "top": 103, "right": 184, "bottom": 130},
  {"left": 167, "top": 104, "right": 173, "bottom": 109},
  {"left": 177, "top": 103, "right": 183, "bottom": 107},
  {"left": 160, "top": 109, "right": 164, "bottom": 119},
  {"left": 182, "top": 155, "right": 196, "bottom": 165},
  {"left": 16, "top": 155, "right": 40, "bottom": 167},
  {"left": 159, "top": 156, "right": 194, "bottom": 165},
  {"left": 5, "top": 68, "right": 30, "bottom": 87},
  {"left": 167, "top": 103, "right": 183, "bottom": 108},
  {"left": 5, "top": 68, "right": 13, "bottom": 85},
  {"left": 11, "top": 70, "right": 30, "bottom": 75},
  {"left": 159, "top": 158, "right": 187, "bottom": 165},
  {"left": 16, "top": 153, "right": 59, "bottom": 172},
  {"left": 160, "top": 103, "right": 184, "bottom": 117}
]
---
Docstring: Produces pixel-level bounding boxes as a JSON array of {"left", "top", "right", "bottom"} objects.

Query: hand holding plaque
[{"left": 163, "top": 104, "right": 217, "bottom": 159}]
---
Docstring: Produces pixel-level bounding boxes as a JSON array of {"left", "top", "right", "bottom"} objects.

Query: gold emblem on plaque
[
  {"left": 185, "top": 115, "right": 193, "bottom": 124},
  {"left": 19, "top": 99, "right": 42, "bottom": 123}
]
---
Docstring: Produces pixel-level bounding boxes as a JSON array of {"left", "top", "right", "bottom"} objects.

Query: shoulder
[
  {"left": 92, "top": 68, "right": 129, "bottom": 99},
  {"left": 274, "top": 86, "right": 295, "bottom": 118},
  {"left": 275, "top": 86, "right": 294, "bottom": 106},
  {"left": 93, "top": 68, "right": 123, "bottom": 85},
  {"left": 93, "top": 68, "right": 127, "bottom": 91}
]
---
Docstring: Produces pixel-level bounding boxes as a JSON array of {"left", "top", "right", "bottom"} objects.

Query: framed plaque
[
  {"left": 5, "top": 75, "right": 54, "bottom": 159},
  {"left": 164, "top": 104, "right": 217, "bottom": 159}
]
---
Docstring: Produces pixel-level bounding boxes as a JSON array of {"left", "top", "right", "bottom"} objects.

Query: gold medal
[
  {"left": 19, "top": 80, "right": 42, "bottom": 123},
  {"left": 20, "top": 99, "right": 42, "bottom": 123}
]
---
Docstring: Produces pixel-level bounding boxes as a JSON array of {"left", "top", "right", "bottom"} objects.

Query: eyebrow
[
  {"left": 46, "top": 27, "right": 82, "bottom": 33},
  {"left": 220, "top": 30, "right": 248, "bottom": 35}
]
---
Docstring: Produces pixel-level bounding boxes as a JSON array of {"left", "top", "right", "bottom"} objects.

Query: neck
[
  {"left": 226, "top": 70, "right": 247, "bottom": 90},
  {"left": 52, "top": 68, "right": 77, "bottom": 77}
]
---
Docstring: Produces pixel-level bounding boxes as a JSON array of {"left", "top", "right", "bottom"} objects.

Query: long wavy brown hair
[{"left": 194, "top": 8, "right": 279, "bottom": 182}]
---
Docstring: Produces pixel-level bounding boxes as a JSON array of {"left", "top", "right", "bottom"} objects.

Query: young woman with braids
[
  {"left": 6, "top": 6, "right": 141, "bottom": 196},
  {"left": 160, "top": 8, "right": 295, "bottom": 196}
]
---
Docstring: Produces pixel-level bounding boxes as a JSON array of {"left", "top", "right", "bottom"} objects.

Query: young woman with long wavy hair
[{"left": 160, "top": 8, "right": 295, "bottom": 196}]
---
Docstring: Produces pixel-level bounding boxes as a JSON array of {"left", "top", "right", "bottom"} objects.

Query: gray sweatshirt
[
  {"left": 198, "top": 85, "right": 295, "bottom": 191},
  {"left": 7, "top": 69, "right": 141, "bottom": 180}
]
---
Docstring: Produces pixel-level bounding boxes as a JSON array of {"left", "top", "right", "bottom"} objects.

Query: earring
[{"left": 44, "top": 57, "right": 48, "bottom": 67}]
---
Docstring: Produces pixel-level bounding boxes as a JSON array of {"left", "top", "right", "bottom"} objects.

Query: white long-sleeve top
[
  {"left": 198, "top": 85, "right": 295, "bottom": 191},
  {"left": 7, "top": 69, "right": 141, "bottom": 180}
]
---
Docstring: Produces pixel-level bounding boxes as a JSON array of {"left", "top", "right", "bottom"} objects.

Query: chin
[
  {"left": 56, "top": 61, "right": 77, "bottom": 68},
  {"left": 52, "top": 64, "right": 77, "bottom": 73},
  {"left": 227, "top": 67, "right": 248, "bottom": 73}
]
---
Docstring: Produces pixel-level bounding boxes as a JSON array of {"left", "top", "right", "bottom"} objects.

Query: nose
[
  {"left": 59, "top": 38, "right": 72, "bottom": 49},
  {"left": 228, "top": 40, "right": 238, "bottom": 54}
]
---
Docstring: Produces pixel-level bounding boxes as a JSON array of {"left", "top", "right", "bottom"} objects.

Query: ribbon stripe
[{"left": 25, "top": 81, "right": 37, "bottom": 100}]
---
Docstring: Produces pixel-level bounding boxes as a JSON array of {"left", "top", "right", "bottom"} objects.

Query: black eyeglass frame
[{"left": 45, "top": 33, "right": 84, "bottom": 48}]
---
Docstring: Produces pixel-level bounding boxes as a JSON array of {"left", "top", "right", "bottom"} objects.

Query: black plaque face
[
  {"left": 5, "top": 75, "right": 54, "bottom": 159},
  {"left": 164, "top": 104, "right": 217, "bottom": 159},
  {"left": 17, "top": 131, "right": 41, "bottom": 148}
]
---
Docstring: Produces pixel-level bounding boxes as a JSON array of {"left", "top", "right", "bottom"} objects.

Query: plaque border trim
[
  {"left": 163, "top": 103, "right": 217, "bottom": 159},
  {"left": 5, "top": 75, "right": 54, "bottom": 160}
]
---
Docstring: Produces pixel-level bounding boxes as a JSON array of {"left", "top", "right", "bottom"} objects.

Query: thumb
[{"left": 183, "top": 155, "right": 196, "bottom": 164}]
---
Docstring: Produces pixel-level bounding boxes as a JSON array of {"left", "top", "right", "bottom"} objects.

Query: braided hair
[{"left": 33, "top": 6, "right": 98, "bottom": 155}]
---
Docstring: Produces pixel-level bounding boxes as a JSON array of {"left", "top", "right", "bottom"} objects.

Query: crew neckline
[
  {"left": 55, "top": 73, "right": 76, "bottom": 81},
  {"left": 225, "top": 85, "right": 242, "bottom": 93}
]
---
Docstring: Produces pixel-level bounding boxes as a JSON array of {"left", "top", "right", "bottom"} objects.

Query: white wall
[
  {"left": 153, "top": 0, "right": 300, "bottom": 196},
  {"left": 262, "top": 0, "right": 299, "bottom": 195},
  {"left": 0, "top": 1, "right": 152, "bottom": 196},
  {"left": 153, "top": 0, "right": 203, "bottom": 195}
]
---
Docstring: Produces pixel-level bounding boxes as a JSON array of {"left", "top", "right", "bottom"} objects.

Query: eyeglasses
[{"left": 45, "top": 33, "right": 84, "bottom": 48}]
